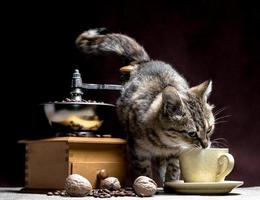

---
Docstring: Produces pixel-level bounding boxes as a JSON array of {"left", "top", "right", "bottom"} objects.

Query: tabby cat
[{"left": 76, "top": 29, "right": 215, "bottom": 183}]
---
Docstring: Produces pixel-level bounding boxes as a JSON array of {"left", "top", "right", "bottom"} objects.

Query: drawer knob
[{"left": 97, "top": 169, "right": 109, "bottom": 179}]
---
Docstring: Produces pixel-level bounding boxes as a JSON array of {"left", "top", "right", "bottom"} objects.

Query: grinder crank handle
[{"left": 82, "top": 83, "right": 122, "bottom": 91}]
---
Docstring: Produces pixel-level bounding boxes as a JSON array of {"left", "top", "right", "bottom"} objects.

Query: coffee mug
[{"left": 179, "top": 148, "right": 234, "bottom": 182}]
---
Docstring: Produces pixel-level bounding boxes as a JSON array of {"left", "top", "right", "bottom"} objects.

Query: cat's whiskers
[
  {"left": 213, "top": 107, "right": 231, "bottom": 127},
  {"left": 210, "top": 138, "right": 229, "bottom": 148},
  {"left": 213, "top": 107, "right": 228, "bottom": 117},
  {"left": 214, "top": 120, "right": 229, "bottom": 125},
  {"left": 215, "top": 115, "right": 232, "bottom": 122},
  {"left": 211, "top": 141, "right": 228, "bottom": 148},
  {"left": 212, "top": 138, "right": 228, "bottom": 143}
]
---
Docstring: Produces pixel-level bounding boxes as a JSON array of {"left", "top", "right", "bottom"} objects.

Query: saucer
[{"left": 164, "top": 180, "right": 244, "bottom": 194}]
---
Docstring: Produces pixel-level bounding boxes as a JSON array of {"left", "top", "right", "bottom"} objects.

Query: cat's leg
[
  {"left": 130, "top": 150, "right": 152, "bottom": 178},
  {"left": 156, "top": 157, "right": 167, "bottom": 183},
  {"left": 165, "top": 157, "right": 180, "bottom": 182}
]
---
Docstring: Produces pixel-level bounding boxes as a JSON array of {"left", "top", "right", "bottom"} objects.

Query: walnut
[
  {"left": 100, "top": 177, "right": 121, "bottom": 190},
  {"left": 64, "top": 174, "right": 92, "bottom": 197},
  {"left": 133, "top": 176, "right": 157, "bottom": 197}
]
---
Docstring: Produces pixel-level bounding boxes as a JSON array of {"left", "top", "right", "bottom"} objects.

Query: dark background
[{"left": 1, "top": 0, "right": 259, "bottom": 187}]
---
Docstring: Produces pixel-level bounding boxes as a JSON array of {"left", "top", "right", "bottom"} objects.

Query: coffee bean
[
  {"left": 114, "top": 192, "right": 118, "bottom": 197},
  {"left": 126, "top": 187, "right": 133, "bottom": 191},
  {"left": 47, "top": 192, "right": 53, "bottom": 196},
  {"left": 103, "top": 189, "right": 111, "bottom": 194},
  {"left": 125, "top": 191, "right": 133, "bottom": 196},
  {"left": 94, "top": 190, "right": 99, "bottom": 196},
  {"left": 88, "top": 190, "right": 92, "bottom": 196},
  {"left": 105, "top": 194, "right": 111, "bottom": 198},
  {"left": 117, "top": 191, "right": 125, "bottom": 196},
  {"left": 60, "top": 191, "right": 66, "bottom": 196}
]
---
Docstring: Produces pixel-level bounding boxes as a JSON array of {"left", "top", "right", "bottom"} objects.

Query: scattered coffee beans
[
  {"left": 90, "top": 188, "right": 136, "bottom": 198},
  {"left": 47, "top": 187, "right": 140, "bottom": 198}
]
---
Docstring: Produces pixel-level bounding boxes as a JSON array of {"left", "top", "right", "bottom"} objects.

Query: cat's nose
[{"left": 200, "top": 139, "right": 209, "bottom": 148}]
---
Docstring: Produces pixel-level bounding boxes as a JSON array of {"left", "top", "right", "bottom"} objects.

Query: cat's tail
[{"left": 75, "top": 28, "right": 150, "bottom": 64}]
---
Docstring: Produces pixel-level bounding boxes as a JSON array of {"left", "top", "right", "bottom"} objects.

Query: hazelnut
[
  {"left": 100, "top": 177, "right": 121, "bottom": 190},
  {"left": 64, "top": 174, "right": 92, "bottom": 197},
  {"left": 133, "top": 176, "right": 157, "bottom": 197}
]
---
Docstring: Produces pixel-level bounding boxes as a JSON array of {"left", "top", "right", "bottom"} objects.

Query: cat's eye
[
  {"left": 207, "top": 126, "right": 212, "bottom": 134},
  {"left": 188, "top": 131, "right": 197, "bottom": 137}
]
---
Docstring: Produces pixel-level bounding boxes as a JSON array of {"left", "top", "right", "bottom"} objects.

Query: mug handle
[{"left": 216, "top": 153, "right": 235, "bottom": 182}]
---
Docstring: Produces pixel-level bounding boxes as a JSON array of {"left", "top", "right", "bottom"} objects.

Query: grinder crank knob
[
  {"left": 119, "top": 65, "right": 137, "bottom": 83},
  {"left": 119, "top": 65, "right": 136, "bottom": 73},
  {"left": 97, "top": 169, "right": 109, "bottom": 180}
]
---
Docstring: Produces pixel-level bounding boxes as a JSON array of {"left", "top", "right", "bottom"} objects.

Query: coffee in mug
[{"left": 179, "top": 148, "right": 234, "bottom": 182}]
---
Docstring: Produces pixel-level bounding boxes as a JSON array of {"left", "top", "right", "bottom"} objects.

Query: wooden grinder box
[{"left": 20, "top": 137, "right": 127, "bottom": 189}]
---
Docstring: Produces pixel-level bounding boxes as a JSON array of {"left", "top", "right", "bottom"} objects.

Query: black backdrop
[{"left": 1, "top": 0, "right": 259, "bottom": 186}]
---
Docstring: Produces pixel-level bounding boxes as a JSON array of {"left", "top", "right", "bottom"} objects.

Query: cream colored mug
[{"left": 179, "top": 148, "right": 234, "bottom": 182}]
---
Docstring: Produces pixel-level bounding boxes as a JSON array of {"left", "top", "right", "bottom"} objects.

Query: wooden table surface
[{"left": 0, "top": 187, "right": 260, "bottom": 200}]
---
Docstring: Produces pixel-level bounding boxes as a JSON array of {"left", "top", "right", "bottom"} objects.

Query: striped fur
[
  {"left": 76, "top": 29, "right": 149, "bottom": 64},
  {"left": 76, "top": 29, "right": 215, "bottom": 183}
]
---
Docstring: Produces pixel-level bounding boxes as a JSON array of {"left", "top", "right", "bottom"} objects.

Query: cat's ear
[
  {"left": 189, "top": 80, "right": 212, "bottom": 100},
  {"left": 162, "top": 86, "right": 183, "bottom": 116}
]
